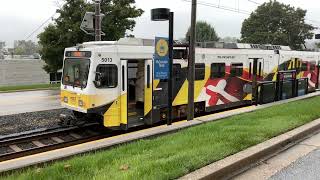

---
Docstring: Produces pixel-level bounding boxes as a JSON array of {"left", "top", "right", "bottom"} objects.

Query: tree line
[{"left": 38, "top": 0, "right": 315, "bottom": 72}]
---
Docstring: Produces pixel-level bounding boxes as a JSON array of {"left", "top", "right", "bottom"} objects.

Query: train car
[{"left": 60, "top": 38, "right": 320, "bottom": 129}]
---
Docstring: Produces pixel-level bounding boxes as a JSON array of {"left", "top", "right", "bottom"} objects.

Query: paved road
[
  {"left": 270, "top": 149, "right": 320, "bottom": 180},
  {"left": 0, "top": 90, "right": 61, "bottom": 116},
  {"left": 234, "top": 132, "right": 320, "bottom": 180}
]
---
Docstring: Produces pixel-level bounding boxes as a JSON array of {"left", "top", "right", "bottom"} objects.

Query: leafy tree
[
  {"left": 241, "top": 0, "right": 314, "bottom": 50},
  {"left": 186, "top": 21, "right": 219, "bottom": 42},
  {"left": 0, "top": 41, "right": 5, "bottom": 50},
  {"left": 38, "top": 0, "right": 143, "bottom": 73},
  {"left": 13, "top": 40, "right": 39, "bottom": 55},
  {"left": 220, "top": 36, "right": 239, "bottom": 43}
]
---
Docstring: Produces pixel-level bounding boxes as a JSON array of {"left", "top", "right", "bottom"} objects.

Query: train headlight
[
  {"left": 78, "top": 100, "right": 84, "bottom": 107},
  {"left": 63, "top": 97, "right": 68, "bottom": 103}
]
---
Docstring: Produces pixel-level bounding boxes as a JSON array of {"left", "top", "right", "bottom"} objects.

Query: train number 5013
[{"left": 101, "top": 58, "right": 112, "bottom": 63}]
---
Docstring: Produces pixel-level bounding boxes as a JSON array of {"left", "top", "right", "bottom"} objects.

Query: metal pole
[
  {"left": 168, "top": 12, "right": 174, "bottom": 125},
  {"left": 95, "top": 0, "right": 101, "bottom": 41},
  {"left": 187, "top": 0, "right": 197, "bottom": 121},
  {"left": 252, "top": 58, "right": 258, "bottom": 105}
]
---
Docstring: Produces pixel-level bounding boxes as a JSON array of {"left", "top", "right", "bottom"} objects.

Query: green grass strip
[
  {"left": 0, "top": 84, "right": 60, "bottom": 92},
  {"left": 4, "top": 96, "right": 320, "bottom": 180}
]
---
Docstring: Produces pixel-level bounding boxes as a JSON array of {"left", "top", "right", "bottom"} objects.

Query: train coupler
[{"left": 59, "top": 114, "right": 86, "bottom": 127}]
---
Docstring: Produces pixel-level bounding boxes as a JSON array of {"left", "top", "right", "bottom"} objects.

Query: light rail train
[{"left": 61, "top": 38, "right": 320, "bottom": 129}]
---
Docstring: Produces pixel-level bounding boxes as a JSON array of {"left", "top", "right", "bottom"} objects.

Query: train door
[
  {"left": 124, "top": 59, "right": 155, "bottom": 128},
  {"left": 249, "top": 58, "right": 264, "bottom": 104}
]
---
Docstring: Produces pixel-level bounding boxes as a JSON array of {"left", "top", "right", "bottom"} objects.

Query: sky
[{"left": 0, "top": 0, "right": 320, "bottom": 47}]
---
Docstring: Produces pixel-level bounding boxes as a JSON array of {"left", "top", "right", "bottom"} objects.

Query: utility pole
[
  {"left": 95, "top": 0, "right": 101, "bottom": 41},
  {"left": 187, "top": 0, "right": 197, "bottom": 121}
]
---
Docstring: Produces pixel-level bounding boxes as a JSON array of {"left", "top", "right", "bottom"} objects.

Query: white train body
[{"left": 61, "top": 38, "right": 320, "bottom": 129}]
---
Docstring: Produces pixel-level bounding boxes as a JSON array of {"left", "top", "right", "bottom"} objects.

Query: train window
[
  {"left": 249, "top": 62, "right": 252, "bottom": 78},
  {"left": 294, "top": 59, "right": 299, "bottom": 69},
  {"left": 147, "top": 65, "right": 150, "bottom": 88},
  {"left": 279, "top": 61, "right": 288, "bottom": 71},
  {"left": 210, "top": 63, "right": 225, "bottom": 78},
  {"left": 230, "top": 63, "right": 243, "bottom": 77},
  {"left": 173, "top": 64, "right": 181, "bottom": 81},
  {"left": 195, "top": 63, "right": 205, "bottom": 80},
  {"left": 95, "top": 64, "right": 118, "bottom": 88},
  {"left": 301, "top": 62, "right": 308, "bottom": 71},
  {"left": 310, "top": 62, "right": 316, "bottom": 71},
  {"left": 173, "top": 49, "right": 188, "bottom": 59},
  {"left": 122, "top": 65, "right": 125, "bottom": 91},
  {"left": 258, "top": 62, "right": 262, "bottom": 76}
]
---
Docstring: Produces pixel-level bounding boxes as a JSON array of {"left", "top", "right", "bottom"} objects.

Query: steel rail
[{"left": 0, "top": 123, "right": 109, "bottom": 162}]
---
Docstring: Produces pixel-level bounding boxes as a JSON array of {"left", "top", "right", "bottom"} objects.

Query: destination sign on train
[{"left": 65, "top": 51, "right": 91, "bottom": 58}]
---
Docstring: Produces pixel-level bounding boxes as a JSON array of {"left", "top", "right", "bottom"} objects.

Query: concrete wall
[{"left": 0, "top": 59, "right": 49, "bottom": 86}]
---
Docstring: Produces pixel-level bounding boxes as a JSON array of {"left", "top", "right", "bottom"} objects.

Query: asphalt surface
[
  {"left": 270, "top": 149, "right": 320, "bottom": 180},
  {"left": 0, "top": 90, "right": 61, "bottom": 116},
  {"left": 234, "top": 132, "right": 320, "bottom": 180}
]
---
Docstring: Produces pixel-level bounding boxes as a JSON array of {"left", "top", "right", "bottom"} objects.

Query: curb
[
  {"left": 179, "top": 119, "right": 320, "bottom": 180},
  {"left": 0, "top": 87, "right": 59, "bottom": 94}
]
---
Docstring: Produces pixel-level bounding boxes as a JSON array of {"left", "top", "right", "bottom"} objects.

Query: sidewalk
[{"left": 235, "top": 132, "right": 320, "bottom": 180}]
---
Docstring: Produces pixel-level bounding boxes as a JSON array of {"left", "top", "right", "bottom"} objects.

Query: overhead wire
[
  {"left": 182, "top": 0, "right": 251, "bottom": 15},
  {"left": 24, "top": 11, "right": 59, "bottom": 41}
]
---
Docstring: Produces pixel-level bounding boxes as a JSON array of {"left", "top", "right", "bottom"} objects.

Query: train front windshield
[{"left": 62, "top": 58, "right": 90, "bottom": 88}]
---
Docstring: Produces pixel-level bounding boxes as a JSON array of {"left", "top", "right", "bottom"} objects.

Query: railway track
[{"left": 0, "top": 123, "right": 112, "bottom": 162}]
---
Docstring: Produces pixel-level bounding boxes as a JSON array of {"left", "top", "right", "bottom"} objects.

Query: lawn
[
  {"left": 4, "top": 96, "right": 320, "bottom": 180},
  {"left": 0, "top": 84, "right": 60, "bottom": 92}
]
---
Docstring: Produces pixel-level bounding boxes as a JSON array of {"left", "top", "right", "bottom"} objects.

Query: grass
[
  {"left": 4, "top": 96, "right": 320, "bottom": 180},
  {"left": 0, "top": 84, "right": 60, "bottom": 92}
]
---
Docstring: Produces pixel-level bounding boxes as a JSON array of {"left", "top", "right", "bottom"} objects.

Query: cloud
[{"left": 0, "top": 16, "right": 45, "bottom": 47}]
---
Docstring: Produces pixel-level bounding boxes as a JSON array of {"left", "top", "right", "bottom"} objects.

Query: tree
[
  {"left": 0, "top": 41, "right": 5, "bottom": 50},
  {"left": 38, "top": 0, "right": 143, "bottom": 73},
  {"left": 241, "top": 0, "right": 314, "bottom": 50},
  {"left": 13, "top": 40, "right": 39, "bottom": 55},
  {"left": 186, "top": 21, "right": 219, "bottom": 42},
  {"left": 220, "top": 36, "right": 239, "bottom": 43}
]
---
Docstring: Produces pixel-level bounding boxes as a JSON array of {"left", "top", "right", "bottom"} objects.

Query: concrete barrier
[{"left": 0, "top": 59, "right": 49, "bottom": 86}]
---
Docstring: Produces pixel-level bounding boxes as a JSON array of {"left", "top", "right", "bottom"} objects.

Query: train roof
[{"left": 66, "top": 38, "right": 320, "bottom": 57}]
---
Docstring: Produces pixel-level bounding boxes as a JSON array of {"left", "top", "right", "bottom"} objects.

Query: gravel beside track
[{"left": 0, "top": 108, "right": 72, "bottom": 136}]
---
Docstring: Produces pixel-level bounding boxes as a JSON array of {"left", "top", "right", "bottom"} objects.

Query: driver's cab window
[{"left": 95, "top": 64, "right": 118, "bottom": 88}]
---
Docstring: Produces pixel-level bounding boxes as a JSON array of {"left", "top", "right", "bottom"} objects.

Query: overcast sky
[{"left": 0, "top": 0, "right": 319, "bottom": 47}]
